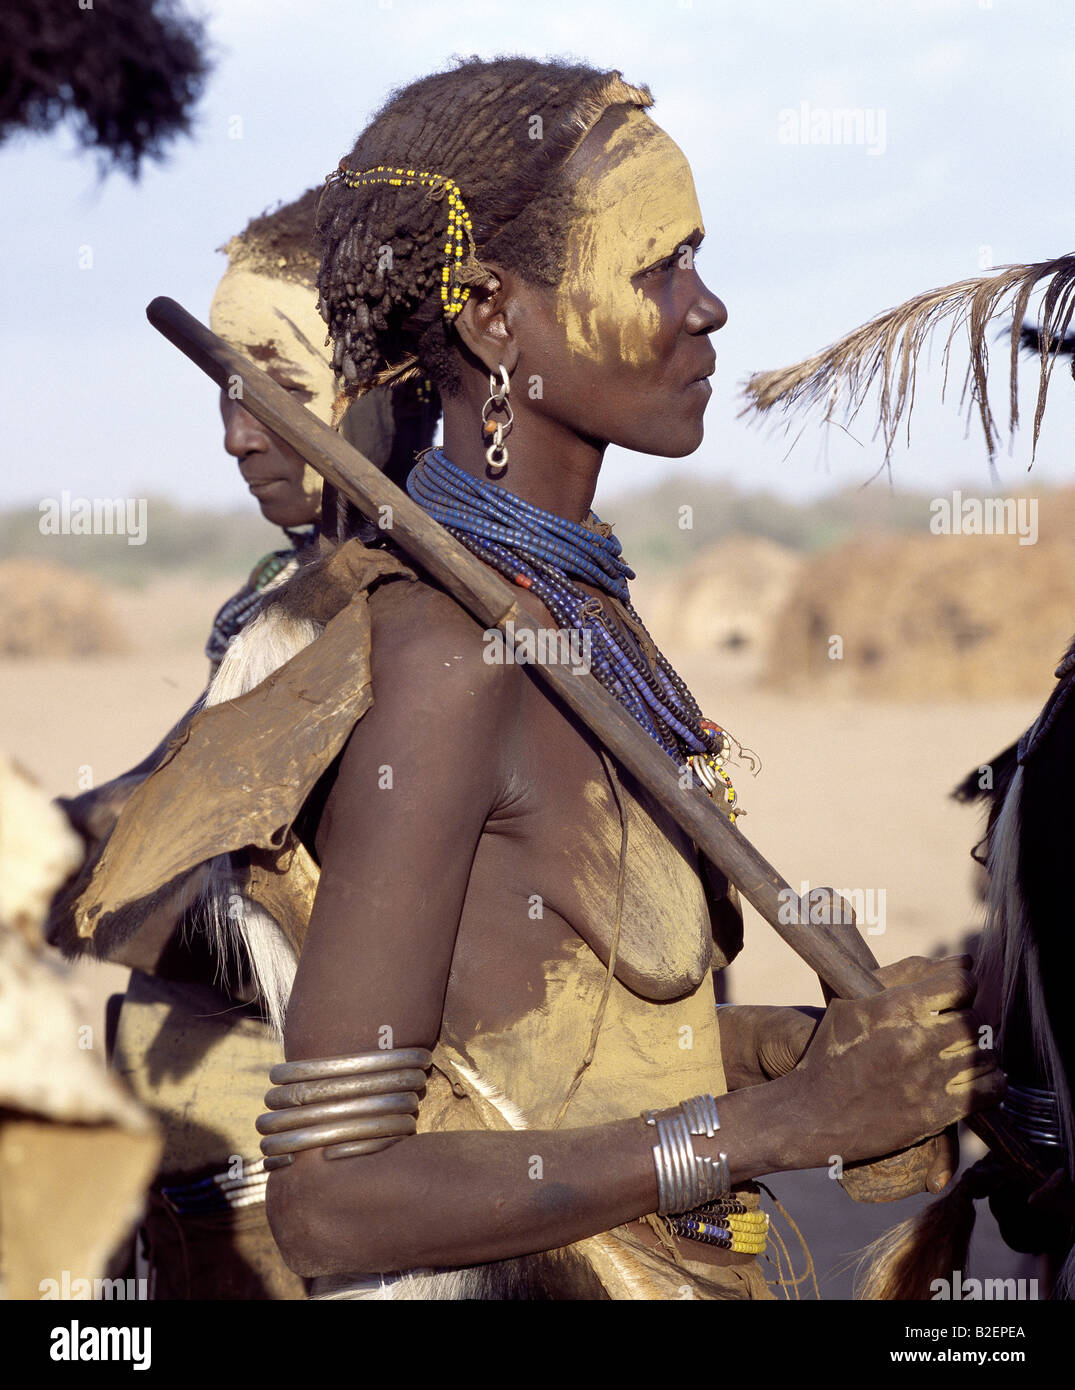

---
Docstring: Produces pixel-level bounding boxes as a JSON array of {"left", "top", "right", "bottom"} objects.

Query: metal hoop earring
[{"left": 481, "top": 364, "right": 513, "bottom": 476}]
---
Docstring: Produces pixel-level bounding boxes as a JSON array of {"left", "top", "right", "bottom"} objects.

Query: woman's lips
[{"left": 687, "top": 353, "right": 716, "bottom": 389}]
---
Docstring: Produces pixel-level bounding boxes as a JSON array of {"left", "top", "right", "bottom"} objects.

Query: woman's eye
[
  {"left": 636, "top": 254, "right": 676, "bottom": 282},
  {"left": 635, "top": 242, "right": 702, "bottom": 284}
]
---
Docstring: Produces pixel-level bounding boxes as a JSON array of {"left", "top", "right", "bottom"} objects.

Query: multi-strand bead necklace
[
  {"left": 205, "top": 525, "right": 318, "bottom": 673},
  {"left": 407, "top": 449, "right": 739, "bottom": 814}
]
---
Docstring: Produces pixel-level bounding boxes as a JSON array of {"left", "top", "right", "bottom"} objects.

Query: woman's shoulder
[
  {"left": 369, "top": 572, "right": 505, "bottom": 669},
  {"left": 316, "top": 572, "right": 521, "bottom": 852},
  {"left": 362, "top": 573, "right": 525, "bottom": 739}
]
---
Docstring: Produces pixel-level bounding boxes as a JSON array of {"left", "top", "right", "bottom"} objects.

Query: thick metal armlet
[{"left": 258, "top": 1047, "right": 433, "bottom": 1171}]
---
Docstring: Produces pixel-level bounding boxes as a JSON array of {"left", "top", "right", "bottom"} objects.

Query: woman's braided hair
[{"left": 316, "top": 56, "right": 652, "bottom": 405}]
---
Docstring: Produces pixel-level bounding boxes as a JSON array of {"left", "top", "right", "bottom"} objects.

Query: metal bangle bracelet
[
  {"left": 269, "top": 1047, "right": 433, "bottom": 1085},
  {"left": 651, "top": 1117, "right": 676, "bottom": 1213},
  {"left": 1002, "top": 1083, "right": 1063, "bottom": 1147},
  {"left": 643, "top": 1094, "right": 722, "bottom": 1139},
  {"left": 676, "top": 1117, "right": 727, "bottom": 1208},
  {"left": 256, "top": 1092, "right": 420, "bottom": 1136},
  {"left": 681, "top": 1093, "right": 721, "bottom": 1139},
  {"left": 264, "top": 1067, "right": 429, "bottom": 1109},
  {"left": 264, "top": 1135, "right": 405, "bottom": 1172},
  {"left": 259, "top": 1112, "right": 417, "bottom": 1159},
  {"left": 661, "top": 1115, "right": 693, "bottom": 1213},
  {"left": 324, "top": 1136, "right": 409, "bottom": 1162},
  {"left": 1003, "top": 1084, "right": 1060, "bottom": 1116},
  {"left": 681, "top": 1094, "right": 728, "bottom": 1203},
  {"left": 644, "top": 1094, "right": 729, "bottom": 1216},
  {"left": 699, "top": 1151, "right": 731, "bottom": 1201},
  {"left": 655, "top": 1114, "right": 693, "bottom": 1214},
  {"left": 648, "top": 1123, "right": 671, "bottom": 1210},
  {"left": 1001, "top": 1114, "right": 1063, "bottom": 1147}
]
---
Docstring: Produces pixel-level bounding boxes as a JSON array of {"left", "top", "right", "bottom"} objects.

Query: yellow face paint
[
  {"left": 210, "top": 266, "right": 334, "bottom": 503},
  {"left": 558, "top": 109, "right": 704, "bottom": 365}
]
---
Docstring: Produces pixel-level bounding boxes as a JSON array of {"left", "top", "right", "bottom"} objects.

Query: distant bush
[
  {"left": 596, "top": 473, "right": 935, "bottom": 572},
  {"left": 0, "top": 499, "right": 283, "bottom": 586},
  {"left": 2, "top": 479, "right": 1066, "bottom": 585},
  {"left": 0, "top": 560, "right": 126, "bottom": 657}
]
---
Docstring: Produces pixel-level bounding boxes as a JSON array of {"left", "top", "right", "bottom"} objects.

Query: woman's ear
[{"left": 454, "top": 265, "right": 520, "bottom": 378}]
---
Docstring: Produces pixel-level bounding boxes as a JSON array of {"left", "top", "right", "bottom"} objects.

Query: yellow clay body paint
[
  {"left": 559, "top": 108, "right": 704, "bottom": 365},
  {"left": 210, "top": 266, "right": 335, "bottom": 503}
]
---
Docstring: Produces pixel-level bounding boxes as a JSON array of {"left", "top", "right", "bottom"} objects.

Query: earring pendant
[{"left": 481, "top": 365, "right": 513, "bottom": 477}]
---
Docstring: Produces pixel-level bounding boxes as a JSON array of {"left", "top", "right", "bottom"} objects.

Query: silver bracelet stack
[
  {"left": 257, "top": 1047, "right": 433, "bottom": 1171},
  {"left": 1001, "top": 1082, "right": 1063, "bottom": 1148},
  {"left": 642, "top": 1093, "right": 730, "bottom": 1215}
]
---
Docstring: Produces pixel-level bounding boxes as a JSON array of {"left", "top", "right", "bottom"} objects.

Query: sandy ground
[{"left": 1, "top": 571, "right": 1049, "bottom": 1299}]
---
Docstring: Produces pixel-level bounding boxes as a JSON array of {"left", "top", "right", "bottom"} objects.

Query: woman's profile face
[
  {"left": 218, "top": 380, "right": 322, "bottom": 529},
  {"left": 513, "top": 107, "right": 727, "bottom": 459},
  {"left": 210, "top": 266, "right": 328, "bottom": 527}
]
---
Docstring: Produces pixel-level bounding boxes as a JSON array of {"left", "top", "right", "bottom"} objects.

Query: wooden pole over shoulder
[
  {"left": 149, "top": 294, "right": 877, "bottom": 997},
  {"left": 146, "top": 297, "right": 1048, "bottom": 1186}
]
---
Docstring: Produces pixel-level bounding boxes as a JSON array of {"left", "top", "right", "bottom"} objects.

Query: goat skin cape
[{"left": 67, "top": 539, "right": 414, "bottom": 955}]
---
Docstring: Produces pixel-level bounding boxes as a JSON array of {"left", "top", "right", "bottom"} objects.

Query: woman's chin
[
  {"left": 647, "top": 419, "right": 706, "bottom": 459},
  {"left": 612, "top": 411, "right": 705, "bottom": 459},
  {"left": 664, "top": 435, "right": 704, "bottom": 459},
  {"left": 260, "top": 501, "right": 319, "bottom": 529}
]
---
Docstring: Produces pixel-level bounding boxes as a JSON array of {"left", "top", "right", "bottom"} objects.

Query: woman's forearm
[
  {"left": 270, "top": 1119, "right": 653, "bottom": 1277},
  {"left": 269, "top": 970, "right": 1001, "bottom": 1279},
  {"left": 269, "top": 980, "right": 1001, "bottom": 1280},
  {"left": 267, "top": 1086, "right": 794, "bottom": 1278}
]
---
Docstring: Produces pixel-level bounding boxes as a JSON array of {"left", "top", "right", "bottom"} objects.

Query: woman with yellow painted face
[
  {"left": 204, "top": 193, "right": 327, "bottom": 677},
  {"left": 48, "top": 189, "right": 438, "bottom": 1301},
  {"left": 53, "top": 194, "right": 337, "bottom": 1302},
  {"left": 181, "top": 57, "right": 1005, "bottom": 1299},
  {"left": 207, "top": 192, "right": 440, "bottom": 676}
]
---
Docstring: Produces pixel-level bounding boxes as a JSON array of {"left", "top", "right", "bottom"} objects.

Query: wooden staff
[{"left": 146, "top": 297, "right": 1051, "bottom": 1187}]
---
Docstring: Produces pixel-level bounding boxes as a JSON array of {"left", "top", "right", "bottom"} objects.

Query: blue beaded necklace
[{"left": 407, "top": 449, "right": 741, "bottom": 810}]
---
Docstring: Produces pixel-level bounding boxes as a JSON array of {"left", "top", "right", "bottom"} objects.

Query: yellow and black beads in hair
[{"left": 329, "top": 164, "right": 475, "bottom": 320}]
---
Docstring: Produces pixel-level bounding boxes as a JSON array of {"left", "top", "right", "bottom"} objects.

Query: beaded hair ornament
[{"left": 324, "top": 163, "right": 477, "bottom": 320}]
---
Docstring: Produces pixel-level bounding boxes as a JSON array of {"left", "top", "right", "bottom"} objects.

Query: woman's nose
[
  {"left": 221, "top": 399, "right": 270, "bottom": 457},
  {"left": 689, "top": 280, "right": 727, "bottom": 336}
]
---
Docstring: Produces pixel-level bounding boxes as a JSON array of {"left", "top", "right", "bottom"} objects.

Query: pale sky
[{"left": 2, "top": 0, "right": 1073, "bottom": 514}]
